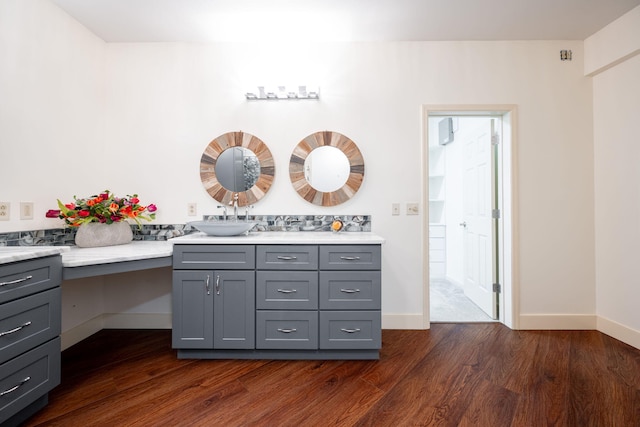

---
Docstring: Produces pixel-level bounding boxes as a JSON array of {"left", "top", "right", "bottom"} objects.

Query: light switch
[
  {"left": 407, "top": 202, "right": 419, "bottom": 215},
  {"left": 20, "top": 202, "right": 34, "bottom": 220}
]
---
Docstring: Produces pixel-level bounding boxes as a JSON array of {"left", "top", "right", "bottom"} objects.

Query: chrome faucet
[
  {"left": 217, "top": 205, "right": 228, "bottom": 221},
  {"left": 229, "top": 193, "right": 239, "bottom": 222},
  {"left": 245, "top": 205, "right": 253, "bottom": 222}
]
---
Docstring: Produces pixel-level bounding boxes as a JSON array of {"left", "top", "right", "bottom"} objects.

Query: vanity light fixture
[{"left": 245, "top": 85, "right": 320, "bottom": 101}]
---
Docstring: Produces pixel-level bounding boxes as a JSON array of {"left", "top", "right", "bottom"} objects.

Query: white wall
[
  {"left": 0, "top": 0, "right": 106, "bottom": 223},
  {"left": 1, "top": 0, "right": 597, "bottom": 332},
  {"left": 589, "top": 6, "right": 640, "bottom": 348}
]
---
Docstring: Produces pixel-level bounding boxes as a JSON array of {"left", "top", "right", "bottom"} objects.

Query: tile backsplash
[{"left": 0, "top": 215, "right": 371, "bottom": 247}]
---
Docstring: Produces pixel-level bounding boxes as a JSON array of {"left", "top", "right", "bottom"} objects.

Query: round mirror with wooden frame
[
  {"left": 289, "top": 131, "right": 364, "bottom": 206},
  {"left": 200, "top": 131, "right": 275, "bottom": 207}
]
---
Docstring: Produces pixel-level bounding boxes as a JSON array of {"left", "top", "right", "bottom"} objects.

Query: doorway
[{"left": 423, "top": 106, "right": 517, "bottom": 327}]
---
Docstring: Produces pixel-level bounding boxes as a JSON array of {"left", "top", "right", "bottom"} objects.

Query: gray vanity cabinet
[
  {"left": 318, "top": 246, "right": 381, "bottom": 350},
  {"left": 172, "top": 245, "right": 255, "bottom": 350},
  {"left": 0, "top": 255, "right": 61, "bottom": 426},
  {"left": 172, "top": 242, "right": 382, "bottom": 360},
  {"left": 256, "top": 246, "right": 319, "bottom": 350}
]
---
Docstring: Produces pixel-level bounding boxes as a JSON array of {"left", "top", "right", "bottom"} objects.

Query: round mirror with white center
[
  {"left": 289, "top": 131, "right": 364, "bottom": 206},
  {"left": 200, "top": 131, "right": 275, "bottom": 206}
]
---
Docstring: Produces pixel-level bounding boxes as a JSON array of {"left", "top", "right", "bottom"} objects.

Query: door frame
[{"left": 422, "top": 105, "right": 519, "bottom": 329}]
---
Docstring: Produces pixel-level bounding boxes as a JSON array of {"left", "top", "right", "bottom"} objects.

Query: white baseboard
[
  {"left": 61, "top": 313, "right": 171, "bottom": 350},
  {"left": 103, "top": 313, "right": 172, "bottom": 329},
  {"left": 518, "top": 314, "right": 597, "bottom": 330},
  {"left": 597, "top": 316, "right": 640, "bottom": 350},
  {"left": 61, "top": 316, "right": 104, "bottom": 351},
  {"left": 382, "top": 313, "right": 427, "bottom": 329}
]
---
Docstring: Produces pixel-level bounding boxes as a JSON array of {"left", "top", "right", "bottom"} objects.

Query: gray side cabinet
[
  {"left": 172, "top": 243, "right": 381, "bottom": 360},
  {"left": 0, "top": 255, "right": 61, "bottom": 426},
  {"left": 172, "top": 245, "right": 255, "bottom": 350}
]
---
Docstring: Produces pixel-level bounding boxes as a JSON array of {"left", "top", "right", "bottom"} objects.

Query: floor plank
[{"left": 22, "top": 325, "right": 640, "bottom": 427}]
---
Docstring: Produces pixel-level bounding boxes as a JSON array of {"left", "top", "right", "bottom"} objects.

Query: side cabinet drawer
[
  {"left": 256, "top": 246, "right": 318, "bottom": 270},
  {"left": 256, "top": 271, "right": 318, "bottom": 310},
  {"left": 319, "top": 246, "right": 381, "bottom": 270},
  {"left": 0, "top": 288, "right": 61, "bottom": 364},
  {"left": 319, "top": 272, "right": 380, "bottom": 310},
  {"left": 0, "top": 337, "right": 61, "bottom": 424},
  {"left": 0, "top": 256, "right": 62, "bottom": 304},
  {"left": 173, "top": 245, "right": 255, "bottom": 270},
  {"left": 319, "top": 311, "right": 381, "bottom": 350},
  {"left": 256, "top": 311, "right": 318, "bottom": 350}
]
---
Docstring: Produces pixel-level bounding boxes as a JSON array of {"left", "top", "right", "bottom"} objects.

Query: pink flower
[
  {"left": 45, "top": 209, "right": 60, "bottom": 218},
  {"left": 147, "top": 204, "right": 157, "bottom": 213},
  {"left": 130, "top": 197, "right": 140, "bottom": 204}
]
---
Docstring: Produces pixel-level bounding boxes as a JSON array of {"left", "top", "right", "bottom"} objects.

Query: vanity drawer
[
  {"left": 173, "top": 245, "right": 255, "bottom": 270},
  {"left": 256, "top": 271, "right": 318, "bottom": 310},
  {"left": 319, "top": 311, "right": 381, "bottom": 350},
  {"left": 0, "top": 288, "right": 61, "bottom": 365},
  {"left": 256, "top": 245, "right": 318, "bottom": 270},
  {"left": 319, "top": 271, "right": 380, "bottom": 310},
  {"left": 0, "top": 256, "right": 62, "bottom": 304},
  {"left": 319, "top": 245, "right": 381, "bottom": 270},
  {"left": 0, "top": 337, "right": 60, "bottom": 424},
  {"left": 256, "top": 311, "right": 318, "bottom": 350}
]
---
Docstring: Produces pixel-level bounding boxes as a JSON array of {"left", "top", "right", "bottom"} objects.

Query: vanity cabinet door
[
  {"left": 172, "top": 271, "right": 213, "bottom": 349},
  {"left": 213, "top": 270, "right": 255, "bottom": 349}
]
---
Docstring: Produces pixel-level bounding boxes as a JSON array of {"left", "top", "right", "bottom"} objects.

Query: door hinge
[
  {"left": 491, "top": 134, "right": 500, "bottom": 145},
  {"left": 492, "top": 209, "right": 501, "bottom": 219},
  {"left": 493, "top": 283, "right": 501, "bottom": 293}
]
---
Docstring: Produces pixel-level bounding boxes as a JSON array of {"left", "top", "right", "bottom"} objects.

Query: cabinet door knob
[
  {"left": 0, "top": 275, "right": 33, "bottom": 287},
  {"left": 215, "top": 275, "right": 221, "bottom": 295},
  {"left": 0, "top": 377, "right": 31, "bottom": 397},
  {"left": 205, "top": 275, "right": 211, "bottom": 295},
  {"left": 0, "top": 321, "right": 32, "bottom": 337}
]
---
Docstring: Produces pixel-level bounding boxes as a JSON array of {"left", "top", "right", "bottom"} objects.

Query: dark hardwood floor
[{"left": 23, "top": 324, "right": 640, "bottom": 426}]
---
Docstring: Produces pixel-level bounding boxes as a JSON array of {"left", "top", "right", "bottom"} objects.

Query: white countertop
[
  {"left": 1, "top": 232, "right": 384, "bottom": 268},
  {"left": 62, "top": 241, "right": 173, "bottom": 267},
  {"left": 0, "top": 246, "right": 70, "bottom": 265},
  {"left": 171, "top": 231, "right": 385, "bottom": 245}
]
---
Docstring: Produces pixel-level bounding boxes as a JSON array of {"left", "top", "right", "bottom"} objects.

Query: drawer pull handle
[
  {"left": 276, "top": 256, "right": 297, "bottom": 261},
  {"left": 277, "top": 328, "right": 297, "bottom": 333},
  {"left": 0, "top": 275, "right": 33, "bottom": 287},
  {"left": 340, "top": 288, "right": 361, "bottom": 294},
  {"left": 0, "top": 321, "right": 32, "bottom": 337},
  {"left": 205, "top": 275, "right": 211, "bottom": 295},
  {"left": 277, "top": 289, "right": 297, "bottom": 294},
  {"left": 0, "top": 377, "right": 31, "bottom": 397},
  {"left": 340, "top": 328, "right": 361, "bottom": 334},
  {"left": 215, "top": 275, "right": 221, "bottom": 295},
  {"left": 339, "top": 256, "right": 361, "bottom": 261}
]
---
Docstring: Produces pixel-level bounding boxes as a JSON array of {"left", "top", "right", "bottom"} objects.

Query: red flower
[
  {"left": 130, "top": 197, "right": 140, "bottom": 204},
  {"left": 78, "top": 210, "right": 90, "bottom": 217},
  {"left": 45, "top": 209, "right": 60, "bottom": 218}
]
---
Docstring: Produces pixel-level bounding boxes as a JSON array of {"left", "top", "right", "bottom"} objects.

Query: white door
[{"left": 461, "top": 119, "right": 496, "bottom": 318}]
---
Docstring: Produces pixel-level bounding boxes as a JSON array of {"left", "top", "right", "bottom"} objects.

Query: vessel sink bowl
[{"left": 189, "top": 221, "right": 257, "bottom": 237}]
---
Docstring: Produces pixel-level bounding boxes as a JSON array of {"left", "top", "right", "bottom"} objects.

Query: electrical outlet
[
  {"left": 187, "top": 203, "right": 197, "bottom": 216},
  {"left": 20, "top": 202, "right": 34, "bottom": 220},
  {"left": 0, "top": 202, "right": 9, "bottom": 221},
  {"left": 406, "top": 202, "right": 419, "bottom": 215},
  {"left": 392, "top": 203, "right": 400, "bottom": 216}
]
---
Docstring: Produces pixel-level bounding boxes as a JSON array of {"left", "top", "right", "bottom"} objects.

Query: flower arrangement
[{"left": 46, "top": 190, "right": 157, "bottom": 227}]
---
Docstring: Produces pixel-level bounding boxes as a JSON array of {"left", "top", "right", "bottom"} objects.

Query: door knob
[{"left": 459, "top": 221, "right": 467, "bottom": 227}]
